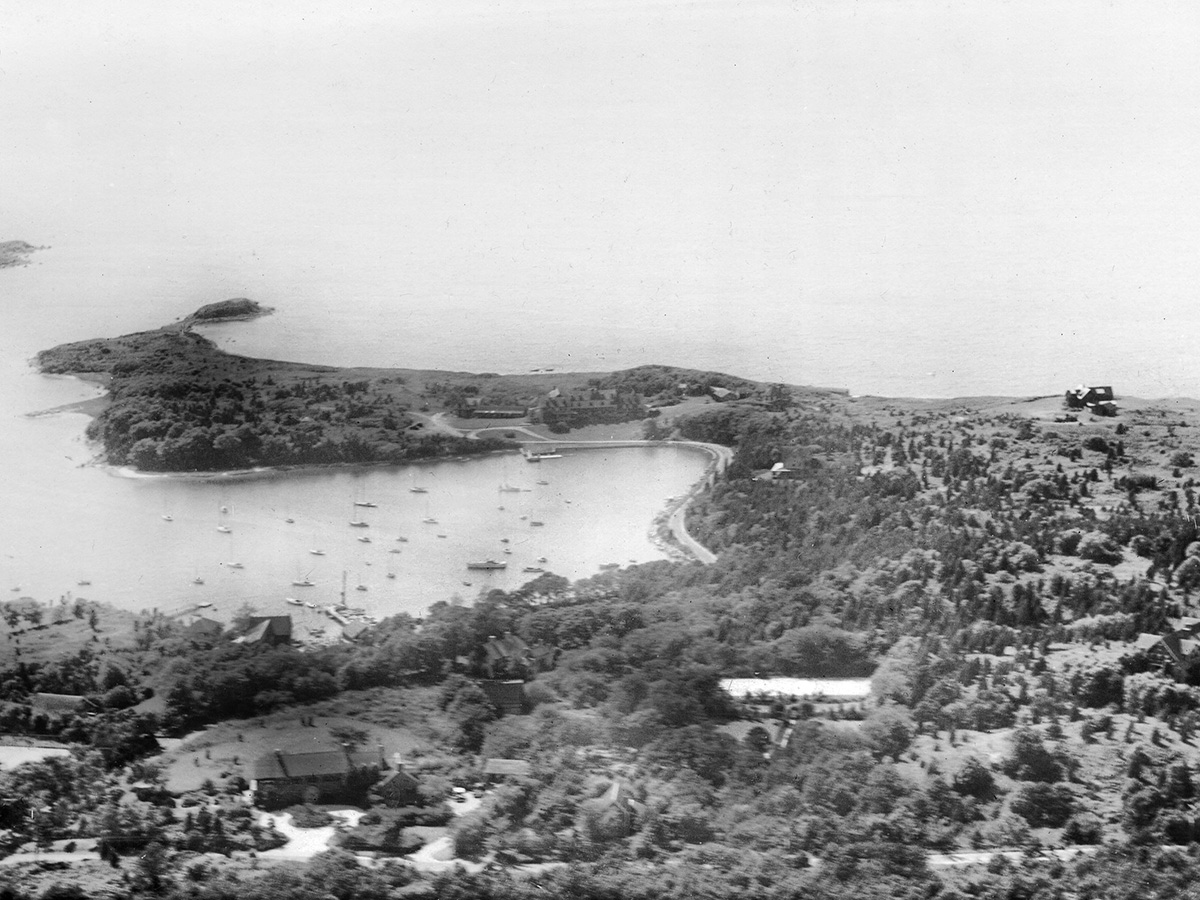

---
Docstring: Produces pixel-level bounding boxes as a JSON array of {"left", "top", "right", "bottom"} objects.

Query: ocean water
[{"left": 6, "top": 0, "right": 1200, "bottom": 618}]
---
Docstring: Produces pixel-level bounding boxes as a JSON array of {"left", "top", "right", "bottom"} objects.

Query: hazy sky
[{"left": 6, "top": 1, "right": 1200, "bottom": 393}]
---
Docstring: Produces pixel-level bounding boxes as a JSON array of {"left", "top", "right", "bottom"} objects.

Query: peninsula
[{"left": 35, "top": 299, "right": 812, "bottom": 473}]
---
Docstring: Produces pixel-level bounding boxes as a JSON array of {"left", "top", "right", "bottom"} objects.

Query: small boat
[
  {"left": 422, "top": 517, "right": 438, "bottom": 525},
  {"left": 161, "top": 515, "right": 173, "bottom": 522},
  {"left": 437, "top": 533, "right": 448, "bottom": 539},
  {"left": 196, "top": 601, "right": 212, "bottom": 608},
  {"left": 217, "top": 525, "right": 232, "bottom": 533},
  {"left": 600, "top": 563, "right": 620, "bottom": 571},
  {"left": 523, "top": 566, "right": 544, "bottom": 573},
  {"left": 220, "top": 506, "right": 229, "bottom": 514},
  {"left": 304, "top": 601, "right": 316, "bottom": 609},
  {"left": 9, "top": 587, "right": 18, "bottom": 592},
  {"left": 192, "top": 577, "right": 204, "bottom": 585},
  {"left": 77, "top": 580, "right": 91, "bottom": 586},
  {"left": 536, "top": 480, "right": 549, "bottom": 486},
  {"left": 350, "top": 520, "right": 369, "bottom": 528},
  {"left": 356, "top": 584, "right": 368, "bottom": 592},
  {"left": 537, "top": 556, "right": 547, "bottom": 563},
  {"left": 498, "top": 506, "right": 505, "bottom": 511},
  {"left": 226, "top": 562, "right": 244, "bottom": 569},
  {"left": 292, "top": 578, "right": 315, "bottom": 587},
  {"left": 387, "top": 572, "right": 396, "bottom": 579},
  {"left": 310, "top": 549, "right": 326, "bottom": 556},
  {"left": 396, "top": 536, "right": 408, "bottom": 543},
  {"left": 409, "top": 487, "right": 429, "bottom": 494},
  {"left": 503, "top": 548, "right": 512, "bottom": 554},
  {"left": 358, "top": 536, "right": 372, "bottom": 543},
  {"left": 499, "top": 483, "right": 522, "bottom": 493},
  {"left": 500, "top": 538, "right": 510, "bottom": 544},
  {"left": 286, "top": 597, "right": 302, "bottom": 606},
  {"left": 285, "top": 518, "right": 295, "bottom": 524},
  {"left": 354, "top": 501, "right": 378, "bottom": 508},
  {"left": 530, "top": 521, "right": 545, "bottom": 527},
  {"left": 467, "top": 559, "right": 508, "bottom": 570},
  {"left": 523, "top": 447, "right": 563, "bottom": 461},
  {"left": 463, "top": 580, "right": 473, "bottom": 586}
]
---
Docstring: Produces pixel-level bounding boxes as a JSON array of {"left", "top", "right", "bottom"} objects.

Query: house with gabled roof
[
  {"left": 235, "top": 615, "right": 292, "bottom": 647},
  {"left": 251, "top": 745, "right": 386, "bottom": 808}
]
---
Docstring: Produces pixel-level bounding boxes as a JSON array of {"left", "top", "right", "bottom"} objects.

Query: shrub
[
  {"left": 286, "top": 805, "right": 335, "bottom": 828},
  {"left": 1077, "top": 532, "right": 1123, "bottom": 565},
  {"left": 1062, "top": 813, "right": 1104, "bottom": 844},
  {"left": 1172, "top": 451, "right": 1195, "bottom": 468}
]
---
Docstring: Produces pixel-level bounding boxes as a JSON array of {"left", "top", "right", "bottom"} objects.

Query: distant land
[
  {"left": 0, "top": 240, "right": 41, "bottom": 268},
  {"left": 36, "top": 299, "right": 822, "bottom": 473}
]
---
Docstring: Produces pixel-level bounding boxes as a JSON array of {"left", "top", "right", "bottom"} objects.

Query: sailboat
[{"left": 292, "top": 570, "right": 316, "bottom": 587}]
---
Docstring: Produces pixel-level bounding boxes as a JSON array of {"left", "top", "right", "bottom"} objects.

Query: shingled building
[{"left": 251, "top": 745, "right": 385, "bottom": 808}]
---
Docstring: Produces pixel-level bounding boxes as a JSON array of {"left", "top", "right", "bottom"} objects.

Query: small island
[
  {"left": 0, "top": 240, "right": 41, "bottom": 268},
  {"left": 183, "top": 297, "right": 274, "bottom": 324}
]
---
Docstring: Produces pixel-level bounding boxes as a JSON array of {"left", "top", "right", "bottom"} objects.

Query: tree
[
  {"left": 862, "top": 704, "right": 915, "bottom": 762},
  {"left": 952, "top": 756, "right": 997, "bottom": 801},
  {"left": 744, "top": 725, "right": 772, "bottom": 756},
  {"left": 1003, "top": 727, "right": 1065, "bottom": 783}
]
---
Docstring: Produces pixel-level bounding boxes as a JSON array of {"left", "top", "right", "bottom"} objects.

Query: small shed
[{"left": 478, "top": 680, "right": 528, "bottom": 716}]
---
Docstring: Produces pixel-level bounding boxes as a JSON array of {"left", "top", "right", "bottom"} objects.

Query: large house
[
  {"left": 530, "top": 387, "right": 642, "bottom": 425},
  {"left": 1131, "top": 617, "right": 1200, "bottom": 674},
  {"left": 252, "top": 745, "right": 387, "bottom": 808},
  {"left": 1065, "top": 385, "right": 1116, "bottom": 414},
  {"left": 478, "top": 632, "right": 560, "bottom": 679}
]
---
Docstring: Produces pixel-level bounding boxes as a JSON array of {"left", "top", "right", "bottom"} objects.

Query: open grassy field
[{"left": 159, "top": 705, "right": 431, "bottom": 794}]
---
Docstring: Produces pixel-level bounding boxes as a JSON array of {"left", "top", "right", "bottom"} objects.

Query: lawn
[{"left": 158, "top": 707, "right": 430, "bottom": 795}]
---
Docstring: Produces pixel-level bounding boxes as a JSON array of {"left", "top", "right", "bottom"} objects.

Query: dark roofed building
[
  {"left": 372, "top": 764, "right": 421, "bottom": 807},
  {"left": 237, "top": 615, "right": 292, "bottom": 647},
  {"left": 252, "top": 745, "right": 385, "bottom": 808},
  {"left": 481, "top": 632, "right": 533, "bottom": 678},
  {"left": 1065, "top": 385, "right": 1116, "bottom": 413},
  {"left": 478, "top": 679, "right": 528, "bottom": 716}
]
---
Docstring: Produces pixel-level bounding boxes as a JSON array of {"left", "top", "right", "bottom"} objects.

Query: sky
[{"left": 5, "top": 1, "right": 1200, "bottom": 395}]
